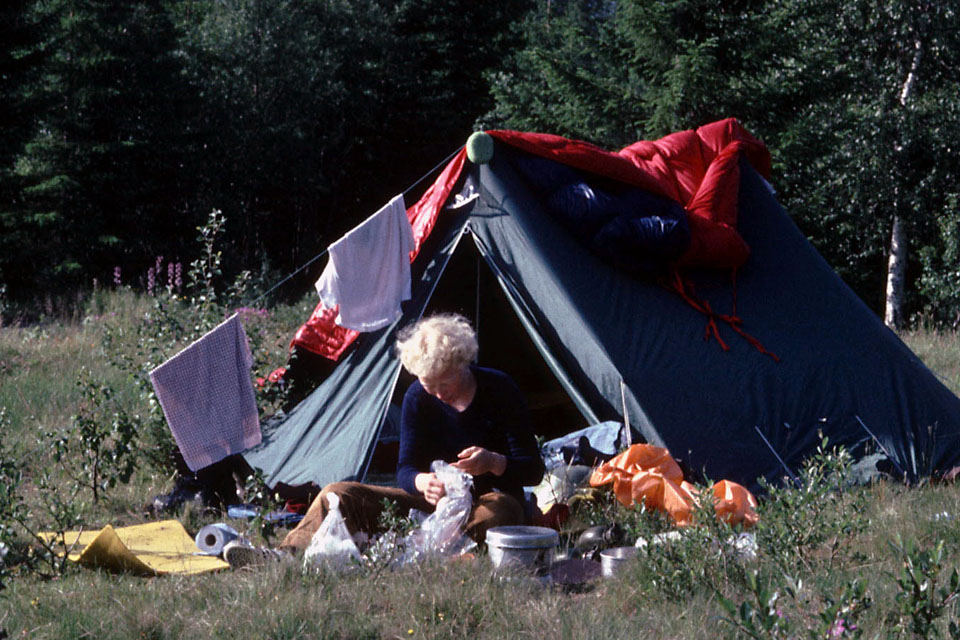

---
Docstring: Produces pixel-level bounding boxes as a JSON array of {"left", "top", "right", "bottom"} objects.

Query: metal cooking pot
[{"left": 486, "top": 526, "right": 559, "bottom": 575}]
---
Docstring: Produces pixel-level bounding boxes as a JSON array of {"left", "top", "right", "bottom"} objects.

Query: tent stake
[
  {"left": 754, "top": 426, "right": 800, "bottom": 486},
  {"left": 854, "top": 415, "right": 907, "bottom": 479}
]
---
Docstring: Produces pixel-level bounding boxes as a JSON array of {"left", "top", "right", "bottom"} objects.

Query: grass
[
  {"left": 5, "top": 288, "right": 960, "bottom": 638},
  {"left": 901, "top": 329, "right": 960, "bottom": 395}
]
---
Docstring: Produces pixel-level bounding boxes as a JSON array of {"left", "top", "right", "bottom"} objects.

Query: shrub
[
  {"left": 755, "top": 438, "right": 870, "bottom": 574},
  {"left": 0, "top": 408, "right": 24, "bottom": 588},
  {"left": 51, "top": 368, "right": 139, "bottom": 503},
  {"left": 889, "top": 536, "right": 960, "bottom": 638},
  {"left": 0, "top": 409, "right": 85, "bottom": 579}
]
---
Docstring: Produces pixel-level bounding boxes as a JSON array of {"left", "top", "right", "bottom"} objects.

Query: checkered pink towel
[{"left": 149, "top": 314, "right": 260, "bottom": 472}]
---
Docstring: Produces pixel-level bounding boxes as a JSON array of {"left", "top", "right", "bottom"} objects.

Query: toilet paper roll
[{"left": 195, "top": 523, "right": 241, "bottom": 556}]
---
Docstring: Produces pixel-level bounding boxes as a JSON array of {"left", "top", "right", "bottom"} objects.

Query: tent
[{"left": 242, "top": 120, "right": 960, "bottom": 493}]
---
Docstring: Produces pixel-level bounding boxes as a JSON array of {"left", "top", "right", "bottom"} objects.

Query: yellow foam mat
[{"left": 39, "top": 520, "right": 230, "bottom": 576}]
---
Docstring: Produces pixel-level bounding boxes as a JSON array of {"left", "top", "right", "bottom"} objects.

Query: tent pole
[
  {"left": 620, "top": 380, "right": 632, "bottom": 448},
  {"left": 475, "top": 253, "right": 481, "bottom": 355}
]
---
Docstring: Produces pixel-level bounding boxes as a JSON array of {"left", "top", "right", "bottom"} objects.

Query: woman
[{"left": 275, "top": 313, "right": 544, "bottom": 554}]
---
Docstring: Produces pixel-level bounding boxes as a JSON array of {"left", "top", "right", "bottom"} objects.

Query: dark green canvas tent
[{"left": 243, "top": 125, "right": 960, "bottom": 492}]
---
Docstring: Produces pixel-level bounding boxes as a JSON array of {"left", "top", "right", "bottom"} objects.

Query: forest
[{"left": 3, "top": 0, "right": 959, "bottom": 328}]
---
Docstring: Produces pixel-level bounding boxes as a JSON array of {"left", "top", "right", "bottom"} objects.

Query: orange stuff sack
[
  {"left": 711, "top": 479, "right": 758, "bottom": 527},
  {"left": 590, "top": 444, "right": 757, "bottom": 528}
]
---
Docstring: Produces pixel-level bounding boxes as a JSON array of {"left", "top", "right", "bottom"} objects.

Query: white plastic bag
[
  {"left": 303, "top": 492, "right": 361, "bottom": 570},
  {"left": 401, "top": 460, "right": 477, "bottom": 562}
]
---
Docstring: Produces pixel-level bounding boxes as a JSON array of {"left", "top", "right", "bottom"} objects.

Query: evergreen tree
[
  {"left": 177, "top": 0, "right": 531, "bottom": 277},
  {"left": 3, "top": 0, "right": 534, "bottom": 302},
  {"left": 0, "top": 1, "right": 53, "bottom": 299},
  {"left": 481, "top": 0, "right": 636, "bottom": 146},
  {"left": 13, "top": 0, "right": 195, "bottom": 296},
  {"left": 484, "top": 0, "right": 807, "bottom": 146}
]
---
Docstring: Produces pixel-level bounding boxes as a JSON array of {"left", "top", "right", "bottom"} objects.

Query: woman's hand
[
  {"left": 451, "top": 446, "right": 507, "bottom": 476},
  {"left": 414, "top": 472, "right": 447, "bottom": 505}
]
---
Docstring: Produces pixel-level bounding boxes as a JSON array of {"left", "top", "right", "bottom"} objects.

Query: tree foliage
[
  {"left": 485, "top": 0, "right": 960, "bottom": 322},
  {"left": 1, "top": 0, "right": 527, "bottom": 310},
  {"left": 2, "top": 0, "right": 960, "bottom": 324}
]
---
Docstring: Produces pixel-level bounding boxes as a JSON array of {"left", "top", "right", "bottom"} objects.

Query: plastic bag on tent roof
[
  {"left": 401, "top": 461, "right": 477, "bottom": 563},
  {"left": 303, "top": 492, "right": 361, "bottom": 570}
]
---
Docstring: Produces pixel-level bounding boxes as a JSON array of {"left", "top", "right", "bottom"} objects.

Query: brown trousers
[{"left": 279, "top": 481, "right": 526, "bottom": 552}]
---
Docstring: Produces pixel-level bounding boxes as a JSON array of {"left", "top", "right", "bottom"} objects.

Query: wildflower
[
  {"left": 829, "top": 617, "right": 847, "bottom": 637},
  {"left": 175, "top": 262, "right": 182, "bottom": 291},
  {"left": 147, "top": 267, "right": 155, "bottom": 296},
  {"left": 113, "top": 266, "right": 122, "bottom": 287},
  {"left": 167, "top": 262, "right": 176, "bottom": 290},
  {"left": 407, "top": 630, "right": 414, "bottom": 636}
]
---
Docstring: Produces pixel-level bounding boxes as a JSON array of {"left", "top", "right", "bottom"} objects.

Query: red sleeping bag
[{"left": 292, "top": 118, "right": 771, "bottom": 360}]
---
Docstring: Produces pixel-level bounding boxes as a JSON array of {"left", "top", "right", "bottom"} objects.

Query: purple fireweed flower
[
  {"left": 147, "top": 267, "right": 155, "bottom": 296},
  {"left": 155, "top": 255, "right": 164, "bottom": 279},
  {"left": 175, "top": 262, "right": 182, "bottom": 291},
  {"left": 167, "top": 262, "right": 175, "bottom": 290},
  {"left": 113, "top": 266, "right": 122, "bottom": 287}
]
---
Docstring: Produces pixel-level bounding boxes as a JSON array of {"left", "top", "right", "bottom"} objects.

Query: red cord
[{"left": 666, "top": 268, "right": 779, "bottom": 361}]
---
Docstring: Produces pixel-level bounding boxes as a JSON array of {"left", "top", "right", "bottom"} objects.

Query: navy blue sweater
[{"left": 396, "top": 366, "right": 545, "bottom": 502}]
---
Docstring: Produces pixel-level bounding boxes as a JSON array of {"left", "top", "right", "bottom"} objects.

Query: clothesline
[{"left": 247, "top": 144, "right": 465, "bottom": 308}]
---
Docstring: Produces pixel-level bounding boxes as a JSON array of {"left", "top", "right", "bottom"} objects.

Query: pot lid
[{"left": 485, "top": 526, "right": 559, "bottom": 549}]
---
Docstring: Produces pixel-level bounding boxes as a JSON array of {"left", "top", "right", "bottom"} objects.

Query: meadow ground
[{"left": 3, "top": 290, "right": 960, "bottom": 639}]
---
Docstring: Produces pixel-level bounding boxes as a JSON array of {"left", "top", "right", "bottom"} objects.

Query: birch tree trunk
[
  {"left": 885, "top": 214, "right": 907, "bottom": 327},
  {"left": 884, "top": 37, "right": 924, "bottom": 330}
]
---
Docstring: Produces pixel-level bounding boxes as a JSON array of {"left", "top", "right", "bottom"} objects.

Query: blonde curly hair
[{"left": 396, "top": 313, "right": 478, "bottom": 379}]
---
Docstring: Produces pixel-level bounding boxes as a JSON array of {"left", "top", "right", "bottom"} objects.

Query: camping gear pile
[{"left": 589, "top": 443, "right": 758, "bottom": 527}]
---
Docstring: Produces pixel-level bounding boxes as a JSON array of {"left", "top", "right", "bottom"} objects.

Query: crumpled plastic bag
[
  {"left": 303, "top": 492, "right": 361, "bottom": 570},
  {"left": 401, "top": 460, "right": 477, "bottom": 563},
  {"left": 531, "top": 464, "right": 593, "bottom": 512}
]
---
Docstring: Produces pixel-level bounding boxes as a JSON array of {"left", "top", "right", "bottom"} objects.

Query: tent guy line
[{"left": 247, "top": 146, "right": 465, "bottom": 308}]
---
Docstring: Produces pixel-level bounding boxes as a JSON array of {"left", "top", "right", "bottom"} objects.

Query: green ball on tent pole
[{"left": 466, "top": 131, "right": 494, "bottom": 164}]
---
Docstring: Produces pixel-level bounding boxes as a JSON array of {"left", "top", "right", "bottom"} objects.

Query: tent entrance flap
[
  {"left": 384, "top": 188, "right": 590, "bottom": 442},
  {"left": 469, "top": 227, "right": 601, "bottom": 427}
]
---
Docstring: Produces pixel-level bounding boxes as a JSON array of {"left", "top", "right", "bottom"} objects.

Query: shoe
[{"left": 224, "top": 541, "right": 288, "bottom": 569}]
